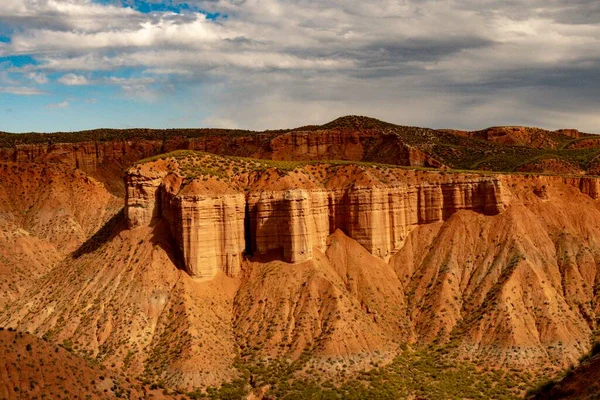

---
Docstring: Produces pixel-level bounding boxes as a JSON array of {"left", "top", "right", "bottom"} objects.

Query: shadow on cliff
[
  {"left": 71, "top": 208, "right": 127, "bottom": 258},
  {"left": 246, "top": 248, "right": 286, "bottom": 264},
  {"left": 244, "top": 203, "right": 287, "bottom": 264},
  {"left": 71, "top": 209, "right": 184, "bottom": 270},
  {"left": 147, "top": 219, "right": 186, "bottom": 272}
]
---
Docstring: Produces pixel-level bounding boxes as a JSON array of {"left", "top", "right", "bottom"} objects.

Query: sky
[{"left": 1, "top": 0, "right": 600, "bottom": 133}]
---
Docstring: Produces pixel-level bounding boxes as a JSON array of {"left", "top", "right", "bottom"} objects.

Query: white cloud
[
  {"left": 27, "top": 72, "right": 48, "bottom": 84},
  {"left": 10, "top": 15, "right": 227, "bottom": 53},
  {"left": 58, "top": 73, "right": 88, "bottom": 85},
  {"left": 1, "top": 0, "right": 600, "bottom": 130},
  {"left": 47, "top": 100, "right": 69, "bottom": 109},
  {"left": 0, "top": 86, "right": 46, "bottom": 95},
  {"left": 0, "top": 0, "right": 139, "bottom": 31}
]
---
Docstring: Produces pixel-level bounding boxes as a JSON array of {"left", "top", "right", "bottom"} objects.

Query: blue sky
[
  {"left": 1, "top": 1, "right": 219, "bottom": 132},
  {"left": 1, "top": 0, "right": 600, "bottom": 133}
]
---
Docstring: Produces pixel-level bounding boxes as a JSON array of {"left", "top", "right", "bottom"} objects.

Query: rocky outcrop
[
  {"left": 0, "top": 131, "right": 445, "bottom": 174},
  {"left": 11, "top": 141, "right": 163, "bottom": 171},
  {"left": 565, "top": 176, "right": 600, "bottom": 199},
  {"left": 248, "top": 180, "right": 505, "bottom": 263},
  {"left": 125, "top": 158, "right": 511, "bottom": 278},
  {"left": 557, "top": 128, "right": 585, "bottom": 139},
  {"left": 0, "top": 122, "right": 450, "bottom": 197},
  {"left": 165, "top": 190, "right": 246, "bottom": 278},
  {"left": 453, "top": 126, "right": 582, "bottom": 149},
  {"left": 125, "top": 168, "right": 165, "bottom": 228},
  {"left": 247, "top": 189, "right": 316, "bottom": 263},
  {"left": 124, "top": 154, "right": 600, "bottom": 280},
  {"left": 264, "top": 130, "right": 365, "bottom": 161}
]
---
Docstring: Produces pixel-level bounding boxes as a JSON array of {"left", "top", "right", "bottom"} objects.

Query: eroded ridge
[
  {"left": 125, "top": 151, "right": 600, "bottom": 279},
  {"left": 126, "top": 152, "right": 505, "bottom": 277}
]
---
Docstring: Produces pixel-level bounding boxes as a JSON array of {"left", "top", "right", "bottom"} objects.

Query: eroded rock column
[
  {"left": 125, "top": 171, "right": 166, "bottom": 228},
  {"left": 176, "top": 194, "right": 246, "bottom": 278},
  {"left": 282, "top": 190, "right": 313, "bottom": 263},
  {"left": 249, "top": 189, "right": 315, "bottom": 263}
]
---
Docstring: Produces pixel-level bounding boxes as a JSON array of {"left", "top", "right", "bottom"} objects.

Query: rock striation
[
  {"left": 125, "top": 153, "right": 600, "bottom": 280},
  {"left": 124, "top": 154, "right": 513, "bottom": 278},
  {"left": 164, "top": 186, "right": 246, "bottom": 278},
  {"left": 0, "top": 124, "right": 444, "bottom": 194}
]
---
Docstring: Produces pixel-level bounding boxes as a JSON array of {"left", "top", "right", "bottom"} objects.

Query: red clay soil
[{"left": 0, "top": 329, "right": 179, "bottom": 400}]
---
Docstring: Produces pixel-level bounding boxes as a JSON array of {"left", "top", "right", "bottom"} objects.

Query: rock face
[
  {"left": 565, "top": 176, "right": 600, "bottom": 199},
  {"left": 166, "top": 191, "right": 246, "bottom": 278},
  {"left": 9, "top": 150, "right": 600, "bottom": 390},
  {"left": 0, "top": 126, "right": 444, "bottom": 196},
  {"left": 260, "top": 129, "right": 444, "bottom": 167},
  {"left": 246, "top": 180, "right": 505, "bottom": 264},
  {"left": 5, "top": 116, "right": 600, "bottom": 192},
  {"left": 125, "top": 168, "right": 165, "bottom": 228},
  {"left": 125, "top": 154, "right": 600, "bottom": 281},
  {"left": 125, "top": 156, "right": 513, "bottom": 278},
  {"left": 248, "top": 189, "right": 317, "bottom": 263}
]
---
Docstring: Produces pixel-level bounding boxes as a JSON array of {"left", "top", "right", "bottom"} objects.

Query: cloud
[
  {"left": 1, "top": 0, "right": 600, "bottom": 131},
  {"left": 104, "top": 76, "right": 163, "bottom": 101},
  {"left": 58, "top": 73, "right": 88, "bottom": 85},
  {"left": 0, "top": 86, "right": 46, "bottom": 95},
  {"left": 27, "top": 72, "right": 48, "bottom": 84},
  {"left": 47, "top": 100, "right": 70, "bottom": 109}
]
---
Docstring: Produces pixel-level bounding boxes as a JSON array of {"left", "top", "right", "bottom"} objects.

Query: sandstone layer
[
  {"left": 125, "top": 153, "right": 600, "bottom": 282},
  {"left": 5, "top": 116, "right": 600, "bottom": 197},
  {"left": 125, "top": 154, "right": 511, "bottom": 278}
]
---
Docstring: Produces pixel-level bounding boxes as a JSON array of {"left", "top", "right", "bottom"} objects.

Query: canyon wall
[
  {"left": 245, "top": 180, "right": 507, "bottom": 263},
  {"left": 125, "top": 164, "right": 519, "bottom": 278},
  {"left": 0, "top": 129, "right": 443, "bottom": 193},
  {"left": 0, "top": 138, "right": 262, "bottom": 185},
  {"left": 124, "top": 156, "right": 600, "bottom": 280}
]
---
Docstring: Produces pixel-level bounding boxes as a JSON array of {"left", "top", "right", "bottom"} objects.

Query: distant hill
[{"left": 1, "top": 116, "right": 599, "bottom": 181}]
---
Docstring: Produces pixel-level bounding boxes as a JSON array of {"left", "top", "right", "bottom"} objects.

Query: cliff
[
  {"left": 125, "top": 152, "right": 600, "bottom": 280},
  {"left": 118, "top": 152, "right": 600, "bottom": 371},
  {"left": 6, "top": 117, "right": 600, "bottom": 196},
  {"left": 126, "top": 152, "right": 600, "bottom": 279},
  {"left": 0, "top": 121, "right": 444, "bottom": 196},
  {"left": 8, "top": 150, "right": 600, "bottom": 391}
]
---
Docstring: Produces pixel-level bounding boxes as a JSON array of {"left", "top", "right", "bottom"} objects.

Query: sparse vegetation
[{"left": 194, "top": 346, "right": 538, "bottom": 399}]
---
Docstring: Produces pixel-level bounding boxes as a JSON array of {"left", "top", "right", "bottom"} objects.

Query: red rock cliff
[
  {"left": 124, "top": 154, "right": 515, "bottom": 278},
  {"left": 0, "top": 126, "right": 445, "bottom": 196}
]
